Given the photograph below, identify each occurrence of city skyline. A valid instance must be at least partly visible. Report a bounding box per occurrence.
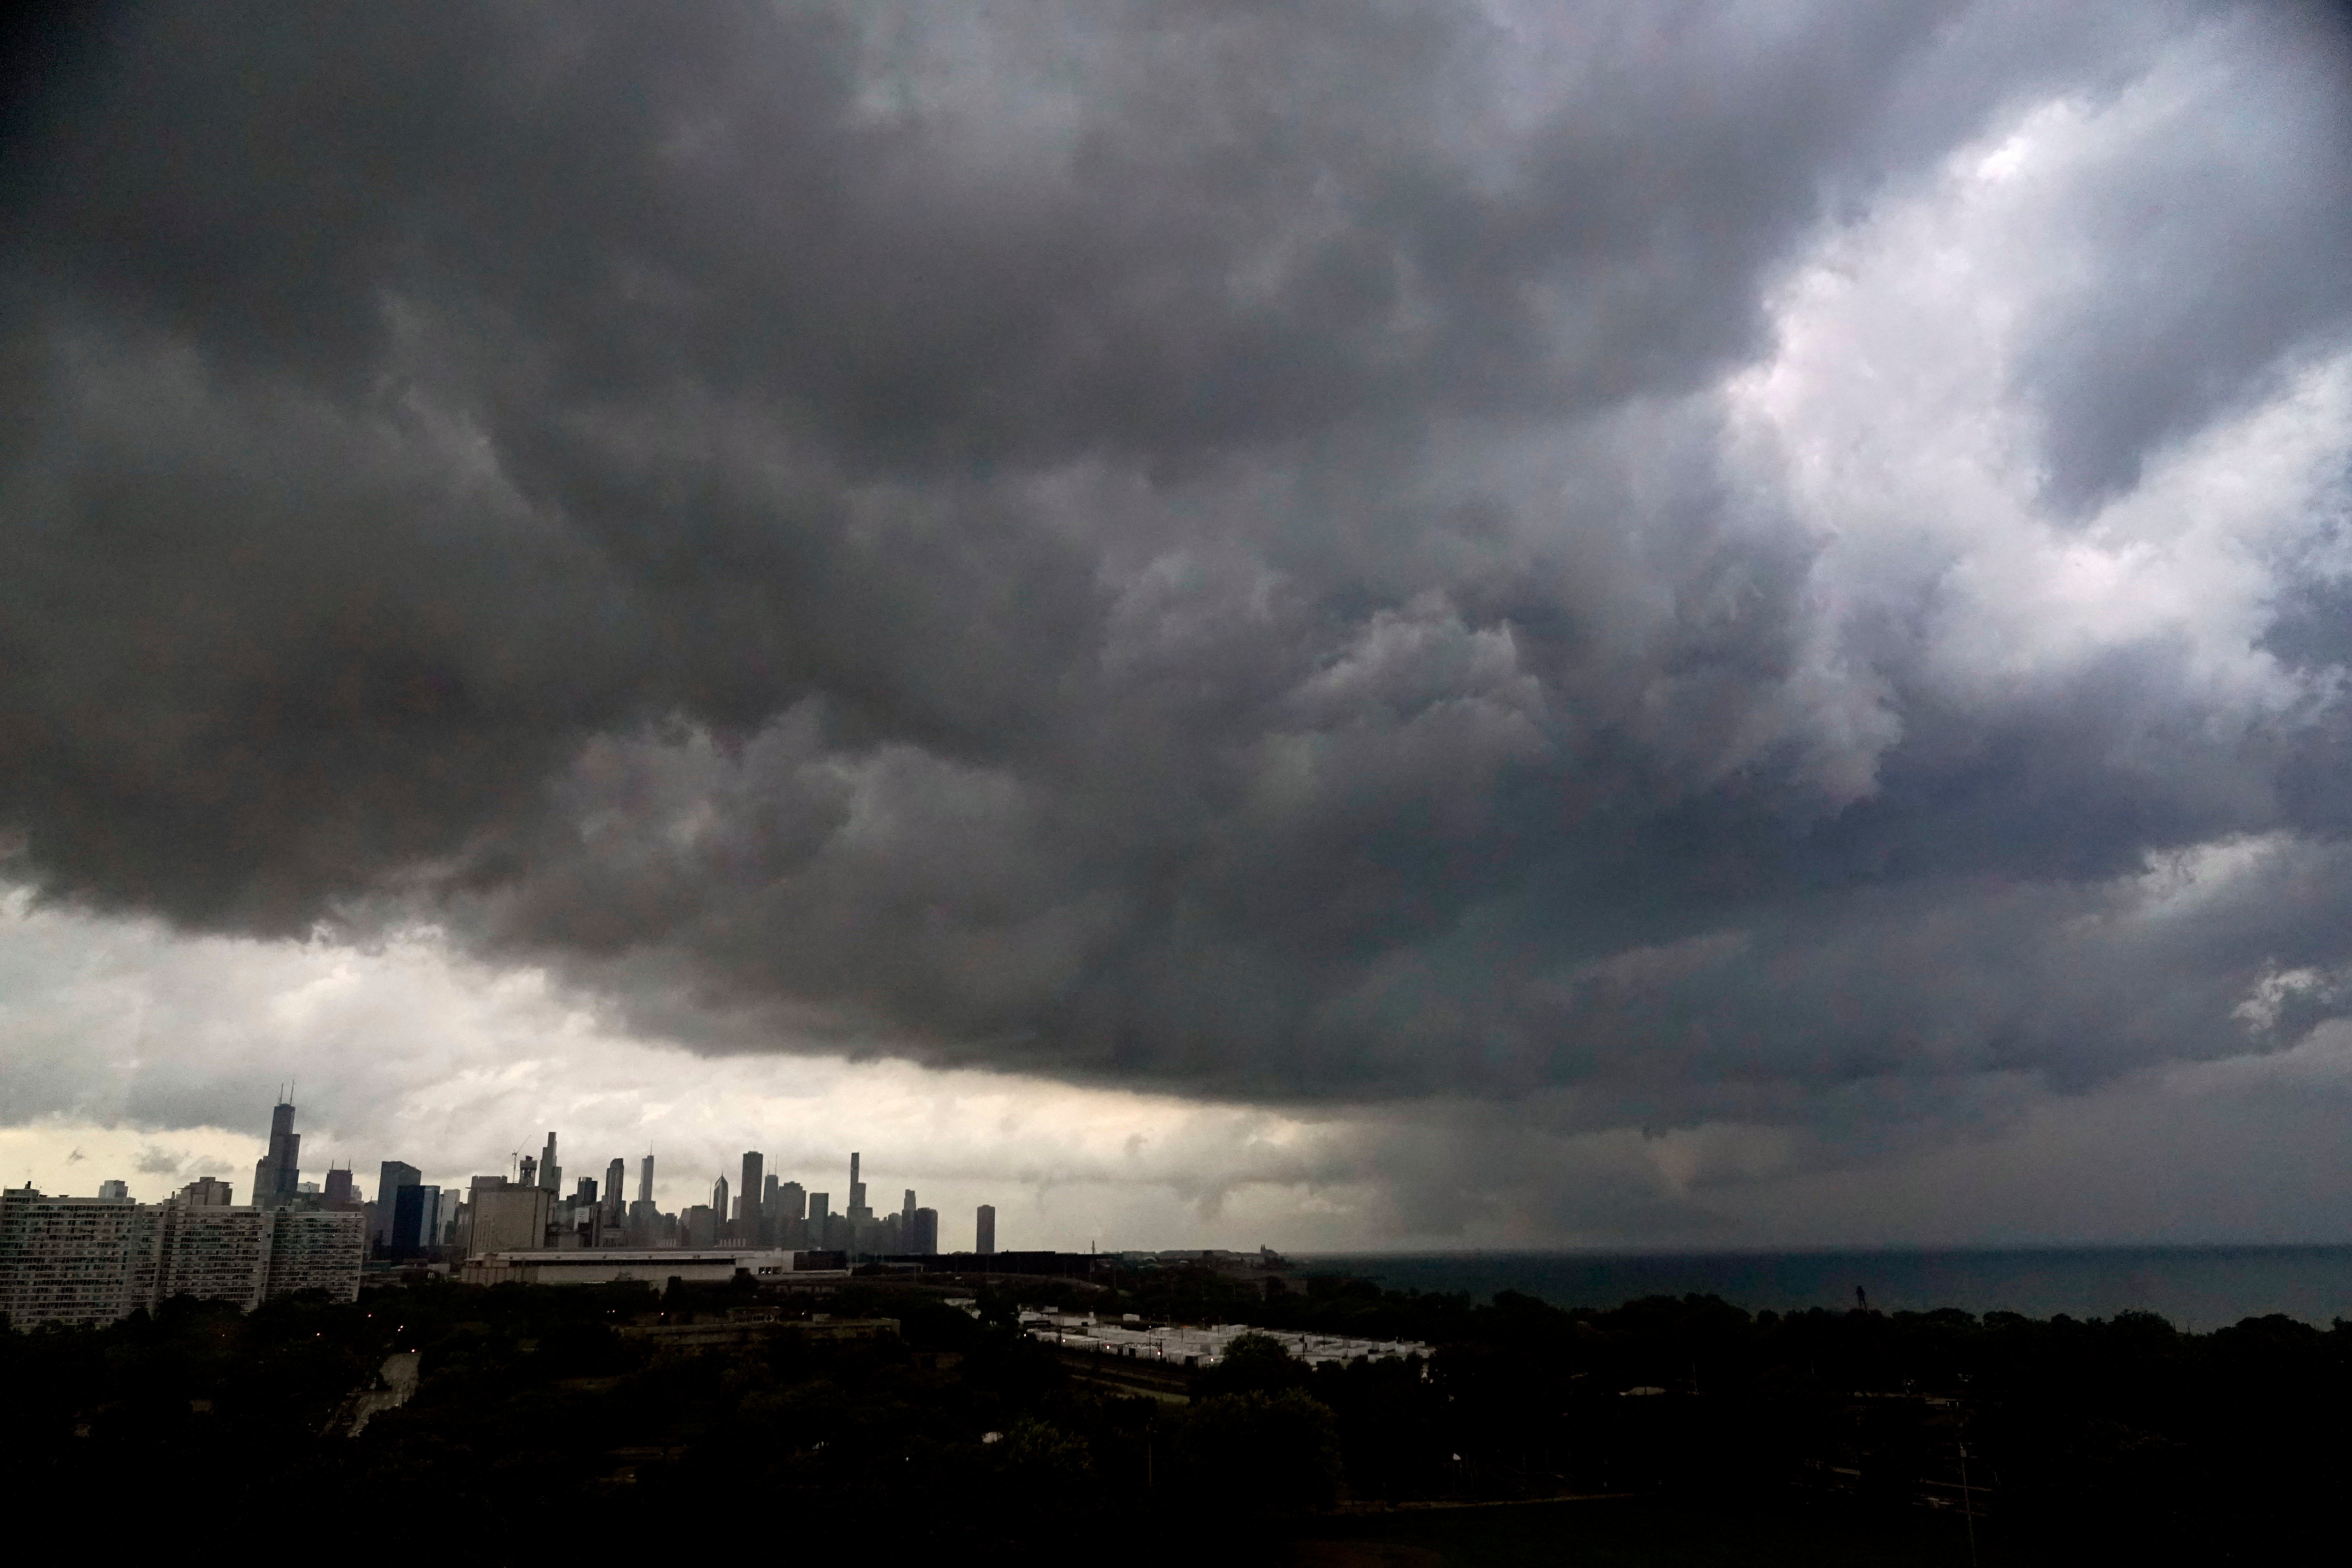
[32,1097,996,1259]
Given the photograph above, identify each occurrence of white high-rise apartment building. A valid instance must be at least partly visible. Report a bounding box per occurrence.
[142,1198,271,1308]
[264,1209,368,1299]
[0,1190,152,1328]
[0,1182,365,1330]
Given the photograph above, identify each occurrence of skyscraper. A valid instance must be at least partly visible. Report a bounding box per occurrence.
[627,1155,657,1245]
[976,1204,995,1256]
[848,1152,867,1217]
[96,1180,128,1202]
[250,1100,302,1210]
[902,1188,916,1224]
[539,1132,561,1192]
[390,1183,442,1252]
[911,1207,938,1256]
[713,1173,730,1224]
[739,1151,763,1241]
[606,1158,627,1221]
[463,1181,554,1255]
[322,1167,355,1205]
[374,1161,420,1247]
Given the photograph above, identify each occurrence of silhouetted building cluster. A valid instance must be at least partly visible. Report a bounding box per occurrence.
[430,1142,971,1263]
[2,1095,1013,1326]
[674,1148,947,1262]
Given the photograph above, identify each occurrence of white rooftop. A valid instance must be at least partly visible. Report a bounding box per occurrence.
[1029,1318,1429,1367]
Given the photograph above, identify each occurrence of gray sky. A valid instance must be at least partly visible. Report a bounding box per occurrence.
[4,0,2351,1249]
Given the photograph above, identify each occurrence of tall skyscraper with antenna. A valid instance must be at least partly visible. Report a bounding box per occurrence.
[251,1097,302,1210]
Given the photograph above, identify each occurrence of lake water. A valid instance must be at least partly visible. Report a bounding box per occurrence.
[1295,1247,2352,1328]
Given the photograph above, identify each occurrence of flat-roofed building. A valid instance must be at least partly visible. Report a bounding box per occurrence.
[0,1185,362,1328]
[459,1248,805,1289]
[263,1209,367,1301]
[180,1178,234,1208]
[374,1161,421,1248]
[774,1181,806,1246]
[0,1188,152,1328]
[151,1201,269,1309]
[462,1179,555,1256]
[389,1183,442,1252]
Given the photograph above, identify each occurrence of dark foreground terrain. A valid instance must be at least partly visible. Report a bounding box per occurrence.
[6,1268,2343,1564]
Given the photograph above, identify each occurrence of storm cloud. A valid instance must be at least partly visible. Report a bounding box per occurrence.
[5,1,2352,1239]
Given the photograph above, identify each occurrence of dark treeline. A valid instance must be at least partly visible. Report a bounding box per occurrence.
[6,1271,2346,1564]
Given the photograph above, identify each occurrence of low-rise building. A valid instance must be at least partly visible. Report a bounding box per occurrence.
[616,1314,898,1350]
[459,1247,806,1288]
[1026,1314,1430,1368]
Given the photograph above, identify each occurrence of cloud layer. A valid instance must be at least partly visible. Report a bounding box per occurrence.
[5,1,2352,1240]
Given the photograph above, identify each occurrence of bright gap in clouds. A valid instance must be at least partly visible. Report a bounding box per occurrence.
[9,854,2352,1252]
[0,886,1371,1248]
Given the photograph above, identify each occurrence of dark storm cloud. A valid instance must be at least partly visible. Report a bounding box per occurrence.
[7,0,2352,1178]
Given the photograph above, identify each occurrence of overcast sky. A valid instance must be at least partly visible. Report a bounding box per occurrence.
[5,1,2352,1252]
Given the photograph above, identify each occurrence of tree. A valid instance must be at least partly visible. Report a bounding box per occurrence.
[1163,1389,1343,1515]
[1201,1331,1310,1396]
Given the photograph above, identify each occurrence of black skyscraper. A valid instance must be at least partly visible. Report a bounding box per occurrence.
[391,1182,441,1252]
[739,1151,764,1241]
[375,1160,421,1247]
[251,1100,301,1209]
